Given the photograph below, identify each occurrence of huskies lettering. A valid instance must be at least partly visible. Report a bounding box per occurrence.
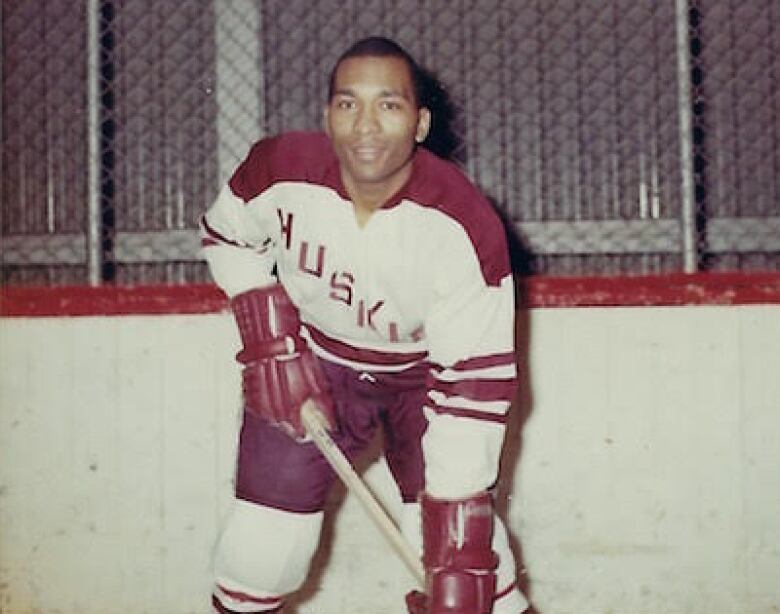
[357,299,384,330]
[329,271,354,305]
[299,241,325,277]
[277,209,293,249]
[277,209,403,340]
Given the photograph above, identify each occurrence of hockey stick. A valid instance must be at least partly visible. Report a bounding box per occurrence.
[300,400,426,585]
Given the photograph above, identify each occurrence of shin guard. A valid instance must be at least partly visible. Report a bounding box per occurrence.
[420,491,498,614]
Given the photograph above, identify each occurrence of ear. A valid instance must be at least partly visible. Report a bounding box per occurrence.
[415,107,431,143]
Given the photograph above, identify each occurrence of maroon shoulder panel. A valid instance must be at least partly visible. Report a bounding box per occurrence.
[399,149,512,287]
[228,131,341,203]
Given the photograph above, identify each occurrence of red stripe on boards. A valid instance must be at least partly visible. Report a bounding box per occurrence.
[521,271,780,308]
[1,273,779,317]
[0,284,229,317]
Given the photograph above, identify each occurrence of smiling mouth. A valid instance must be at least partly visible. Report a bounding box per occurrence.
[352,145,384,162]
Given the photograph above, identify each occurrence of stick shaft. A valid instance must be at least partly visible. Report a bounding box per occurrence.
[301,401,425,584]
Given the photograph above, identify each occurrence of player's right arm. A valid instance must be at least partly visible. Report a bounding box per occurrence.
[200,140,334,438]
[200,141,279,298]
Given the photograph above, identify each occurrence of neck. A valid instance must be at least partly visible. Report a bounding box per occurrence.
[342,162,415,222]
[348,184,391,212]
[348,188,387,227]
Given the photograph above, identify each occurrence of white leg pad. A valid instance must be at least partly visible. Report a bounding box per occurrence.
[400,501,423,560]
[491,516,530,613]
[213,499,323,611]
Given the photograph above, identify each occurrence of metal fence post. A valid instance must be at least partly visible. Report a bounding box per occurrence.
[86,0,102,285]
[675,0,699,273]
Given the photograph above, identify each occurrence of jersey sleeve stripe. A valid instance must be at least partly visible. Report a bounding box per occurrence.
[200,215,243,248]
[427,391,509,415]
[425,403,508,425]
[432,363,516,382]
[428,376,518,403]
[444,351,517,372]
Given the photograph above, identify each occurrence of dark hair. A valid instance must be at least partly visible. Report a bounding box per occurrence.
[417,68,463,162]
[327,36,427,106]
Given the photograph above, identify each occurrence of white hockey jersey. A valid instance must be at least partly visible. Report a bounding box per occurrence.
[201,132,518,498]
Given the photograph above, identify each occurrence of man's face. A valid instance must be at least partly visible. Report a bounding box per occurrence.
[324,55,431,198]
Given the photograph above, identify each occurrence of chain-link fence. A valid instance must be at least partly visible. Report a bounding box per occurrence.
[693,0,780,271]
[2,0,779,286]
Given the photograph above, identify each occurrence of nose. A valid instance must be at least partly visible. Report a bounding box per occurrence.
[354,104,379,135]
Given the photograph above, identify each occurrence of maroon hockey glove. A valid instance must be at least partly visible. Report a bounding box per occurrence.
[231,284,335,439]
[413,491,499,614]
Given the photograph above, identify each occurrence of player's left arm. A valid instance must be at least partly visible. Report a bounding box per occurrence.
[423,226,517,499]
[416,218,518,614]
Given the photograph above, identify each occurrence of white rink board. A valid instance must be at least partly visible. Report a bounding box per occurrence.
[1,305,779,614]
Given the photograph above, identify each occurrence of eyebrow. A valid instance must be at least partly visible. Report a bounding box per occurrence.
[332,87,412,100]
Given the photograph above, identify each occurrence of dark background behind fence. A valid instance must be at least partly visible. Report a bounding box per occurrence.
[2,0,779,286]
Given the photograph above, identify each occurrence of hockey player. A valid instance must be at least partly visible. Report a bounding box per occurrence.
[202,36,530,614]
